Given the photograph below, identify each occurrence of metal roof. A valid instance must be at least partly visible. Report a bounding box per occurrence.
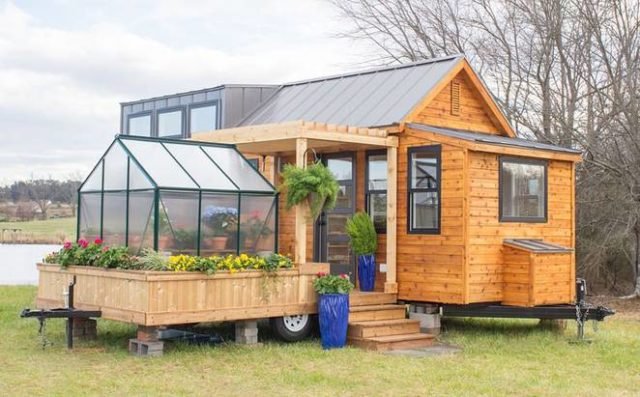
[238,54,465,128]
[408,124,582,155]
[504,239,573,253]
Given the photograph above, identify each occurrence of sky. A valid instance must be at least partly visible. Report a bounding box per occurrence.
[0,0,369,185]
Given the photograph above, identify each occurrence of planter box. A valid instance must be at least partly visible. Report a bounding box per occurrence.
[36,262,329,326]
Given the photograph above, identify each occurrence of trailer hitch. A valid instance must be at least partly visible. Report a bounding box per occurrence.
[21,276,101,349]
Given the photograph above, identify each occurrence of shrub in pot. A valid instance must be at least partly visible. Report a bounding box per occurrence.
[346,212,377,292]
[280,162,339,222]
[313,272,354,349]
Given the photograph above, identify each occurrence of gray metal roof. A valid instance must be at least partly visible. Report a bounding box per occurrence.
[408,124,582,155]
[238,54,465,128]
[504,239,573,253]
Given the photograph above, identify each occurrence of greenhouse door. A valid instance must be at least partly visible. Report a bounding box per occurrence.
[315,153,356,282]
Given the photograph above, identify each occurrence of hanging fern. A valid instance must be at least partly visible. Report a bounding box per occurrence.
[280,162,339,221]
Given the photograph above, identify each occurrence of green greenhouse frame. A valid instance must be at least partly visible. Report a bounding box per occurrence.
[77,135,278,256]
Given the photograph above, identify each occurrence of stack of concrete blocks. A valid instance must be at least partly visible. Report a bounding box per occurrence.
[129,326,164,357]
[235,320,259,345]
[408,304,441,335]
[71,318,97,341]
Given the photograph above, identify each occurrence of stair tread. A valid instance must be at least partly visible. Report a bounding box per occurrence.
[349,319,419,327]
[349,304,405,313]
[353,333,435,343]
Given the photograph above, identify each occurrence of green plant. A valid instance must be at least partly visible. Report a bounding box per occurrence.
[280,162,339,221]
[202,206,238,236]
[96,246,132,269]
[173,229,198,250]
[312,273,354,295]
[136,248,169,271]
[345,212,377,256]
[263,253,294,273]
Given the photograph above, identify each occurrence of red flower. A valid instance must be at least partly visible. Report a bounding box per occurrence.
[78,239,89,248]
[340,274,349,279]
[317,272,327,277]
[94,238,103,245]
[63,241,72,250]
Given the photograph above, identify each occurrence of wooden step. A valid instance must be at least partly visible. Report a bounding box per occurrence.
[348,304,406,322]
[348,333,435,352]
[348,319,420,338]
[349,292,397,307]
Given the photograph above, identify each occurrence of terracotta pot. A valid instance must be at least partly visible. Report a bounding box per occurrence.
[204,236,228,250]
[157,235,174,250]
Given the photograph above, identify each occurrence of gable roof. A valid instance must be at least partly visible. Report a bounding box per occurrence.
[408,124,582,159]
[238,54,465,128]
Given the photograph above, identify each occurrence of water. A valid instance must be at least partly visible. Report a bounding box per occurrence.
[0,244,60,285]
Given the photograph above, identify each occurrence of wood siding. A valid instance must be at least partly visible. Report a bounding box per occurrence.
[466,151,575,304]
[409,71,503,135]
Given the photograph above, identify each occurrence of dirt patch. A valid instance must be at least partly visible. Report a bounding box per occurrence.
[589,295,640,320]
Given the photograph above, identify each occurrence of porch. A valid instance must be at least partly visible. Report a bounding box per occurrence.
[193,120,400,294]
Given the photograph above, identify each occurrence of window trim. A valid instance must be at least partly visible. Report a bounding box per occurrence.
[365,149,387,234]
[126,111,153,137]
[156,106,185,139]
[187,100,220,138]
[407,145,441,234]
[498,155,548,223]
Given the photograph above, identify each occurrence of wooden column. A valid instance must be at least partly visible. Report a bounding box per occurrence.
[384,146,398,293]
[294,138,308,264]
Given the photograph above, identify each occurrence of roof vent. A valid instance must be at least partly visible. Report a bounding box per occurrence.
[451,81,461,116]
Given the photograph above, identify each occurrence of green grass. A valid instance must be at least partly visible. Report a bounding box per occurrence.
[1,286,639,396]
[0,218,76,243]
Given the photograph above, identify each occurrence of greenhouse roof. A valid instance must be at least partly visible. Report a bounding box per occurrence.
[80,135,276,193]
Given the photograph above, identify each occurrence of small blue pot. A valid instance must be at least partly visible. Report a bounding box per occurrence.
[318,293,349,349]
[357,254,376,292]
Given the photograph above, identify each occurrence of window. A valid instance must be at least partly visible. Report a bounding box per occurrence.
[499,157,547,222]
[157,109,183,137]
[247,158,259,170]
[189,102,218,135]
[366,151,387,233]
[128,113,151,136]
[408,145,440,233]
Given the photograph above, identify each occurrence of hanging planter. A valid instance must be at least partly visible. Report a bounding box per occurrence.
[280,162,340,222]
[346,212,378,292]
[313,273,354,349]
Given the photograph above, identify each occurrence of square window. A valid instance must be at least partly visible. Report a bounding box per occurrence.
[158,109,183,137]
[499,157,547,222]
[128,114,151,136]
[190,103,218,134]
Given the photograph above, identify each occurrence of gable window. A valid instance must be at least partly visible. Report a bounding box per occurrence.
[189,102,218,135]
[157,109,184,138]
[366,151,387,233]
[408,145,441,233]
[499,157,547,222]
[128,113,152,136]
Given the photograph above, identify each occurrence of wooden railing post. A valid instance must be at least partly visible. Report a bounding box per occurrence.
[385,145,398,294]
[295,138,308,264]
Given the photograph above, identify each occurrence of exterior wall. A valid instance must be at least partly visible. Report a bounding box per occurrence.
[410,70,503,135]
[396,130,466,304]
[466,151,575,304]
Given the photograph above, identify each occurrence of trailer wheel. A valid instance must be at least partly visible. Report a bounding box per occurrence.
[270,314,314,342]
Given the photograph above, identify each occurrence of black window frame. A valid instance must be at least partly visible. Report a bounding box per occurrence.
[156,106,185,139]
[187,100,220,138]
[498,156,548,223]
[365,149,387,234]
[407,145,441,234]
[126,111,153,137]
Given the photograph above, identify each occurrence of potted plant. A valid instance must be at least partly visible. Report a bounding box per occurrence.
[280,162,340,222]
[202,206,238,250]
[157,209,173,250]
[242,210,273,251]
[313,272,354,349]
[346,212,378,292]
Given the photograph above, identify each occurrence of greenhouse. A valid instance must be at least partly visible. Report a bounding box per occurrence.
[77,135,278,256]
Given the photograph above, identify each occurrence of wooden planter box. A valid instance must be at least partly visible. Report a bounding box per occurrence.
[36,263,328,326]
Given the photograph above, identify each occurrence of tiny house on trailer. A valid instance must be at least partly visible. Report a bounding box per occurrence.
[37,54,608,354]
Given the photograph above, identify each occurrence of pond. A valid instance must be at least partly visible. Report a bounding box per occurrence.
[0,244,60,285]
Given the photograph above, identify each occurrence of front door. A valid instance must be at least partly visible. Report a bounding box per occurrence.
[315,153,356,281]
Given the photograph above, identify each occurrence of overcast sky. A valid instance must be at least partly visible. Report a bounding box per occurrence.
[0,0,370,185]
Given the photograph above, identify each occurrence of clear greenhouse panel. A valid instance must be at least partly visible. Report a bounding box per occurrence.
[80,162,103,192]
[78,193,101,240]
[103,143,129,190]
[239,195,277,255]
[200,193,239,256]
[128,191,155,253]
[102,192,127,246]
[162,143,237,190]
[202,146,273,191]
[158,191,200,255]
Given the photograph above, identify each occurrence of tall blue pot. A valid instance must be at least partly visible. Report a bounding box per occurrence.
[318,293,349,349]
[358,254,376,292]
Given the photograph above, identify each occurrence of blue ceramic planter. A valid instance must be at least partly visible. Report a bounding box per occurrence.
[318,293,349,349]
[357,254,376,292]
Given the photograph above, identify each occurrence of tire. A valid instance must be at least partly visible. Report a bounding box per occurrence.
[270,314,315,342]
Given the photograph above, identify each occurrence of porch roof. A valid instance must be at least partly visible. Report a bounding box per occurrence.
[192,120,398,155]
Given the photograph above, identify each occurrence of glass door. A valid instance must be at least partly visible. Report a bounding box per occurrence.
[315,153,356,281]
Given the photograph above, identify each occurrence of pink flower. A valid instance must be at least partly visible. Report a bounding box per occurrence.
[63,241,72,250]
[317,272,327,277]
[78,239,89,248]
[340,274,349,279]
[102,246,109,252]
[94,238,103,245]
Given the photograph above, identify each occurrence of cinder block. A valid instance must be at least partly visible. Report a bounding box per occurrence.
[129,339,164,357]
[72,318,97,340]
[409,312,441,335]
[235,320,259,345]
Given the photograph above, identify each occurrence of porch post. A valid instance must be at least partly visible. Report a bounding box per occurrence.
[385,146,398,293]
[295,138,308,264]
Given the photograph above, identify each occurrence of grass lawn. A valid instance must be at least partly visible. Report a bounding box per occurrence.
[0,218,76,243]
[1,286,638,396]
